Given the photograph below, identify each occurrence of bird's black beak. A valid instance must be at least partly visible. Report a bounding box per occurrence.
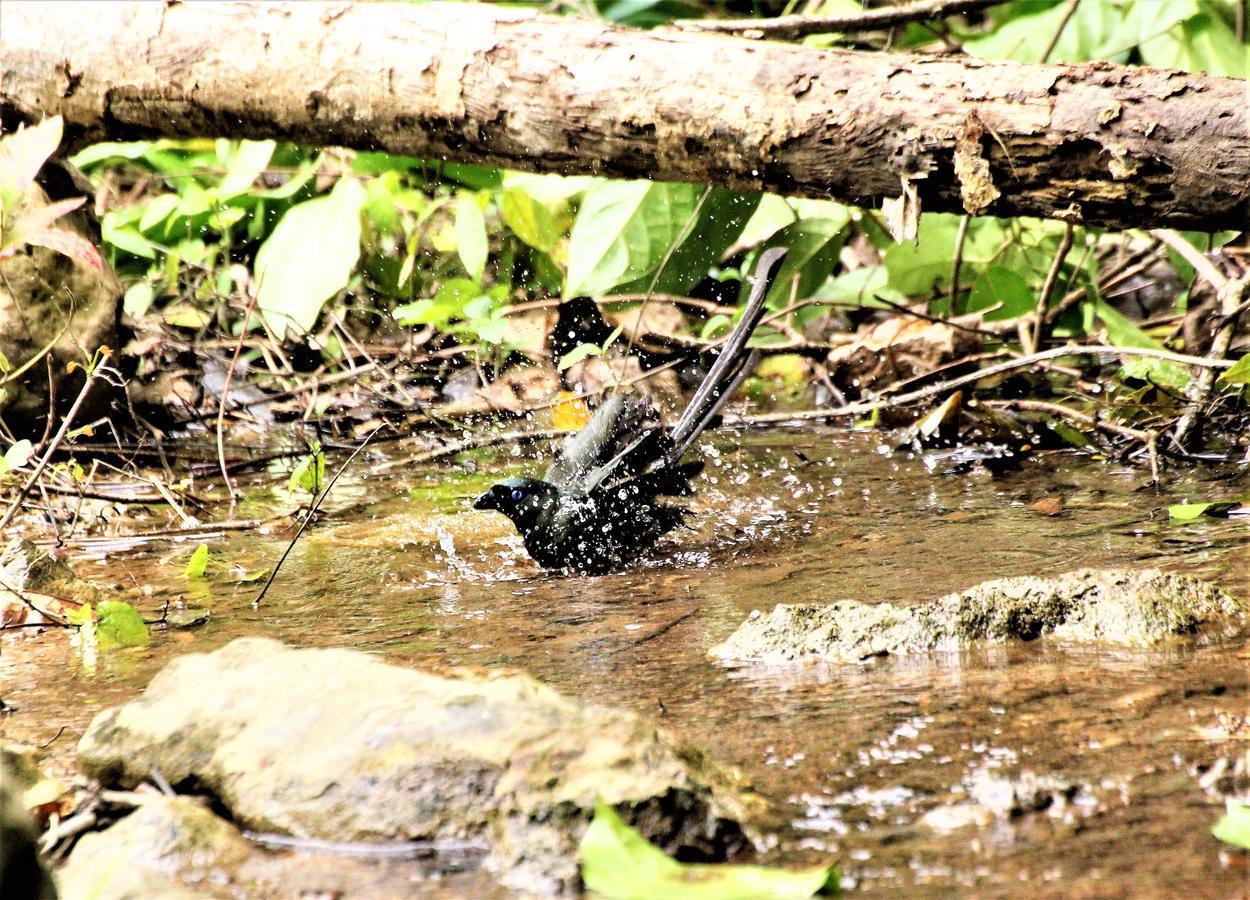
[473,489,500,512]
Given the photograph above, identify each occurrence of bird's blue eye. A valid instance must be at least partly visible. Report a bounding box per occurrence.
[510,488,525,501]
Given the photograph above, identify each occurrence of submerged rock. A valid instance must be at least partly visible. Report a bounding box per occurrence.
[0,753,56,900]
[78,638,764,893]
[712,569,1244,663]
[56,796,248,899]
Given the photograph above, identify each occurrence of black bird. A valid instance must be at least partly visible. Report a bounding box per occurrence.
[473,247,788,574]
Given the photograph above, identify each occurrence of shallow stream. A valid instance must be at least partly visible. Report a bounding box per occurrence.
[4,427,1249,896]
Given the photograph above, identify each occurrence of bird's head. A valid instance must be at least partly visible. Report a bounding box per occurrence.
[472,477,557,530]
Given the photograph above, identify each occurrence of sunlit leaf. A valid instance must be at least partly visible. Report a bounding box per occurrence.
[1,439,33,472]
[1094,301,1190,391]
[1219,354,1250,385]
[255,177,367,337]
[101,217,156,259]
[1168,501,1240,520]
[567,182,757,297]
[500,187,570,258]
[96,600,150,649]
[289,444,325,495]
[1212,799,1250,849]
[754,218,846,309]
[967,266,1035,322]
[455,194,489,282]
[218,140,277,200]
[557,342,603,371]
[580,802,837,900]
[123,282,155,318]
[183,543,210,578]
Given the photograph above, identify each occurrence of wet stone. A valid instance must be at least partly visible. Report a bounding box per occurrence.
[711,569,1244,663]
[56,795,248,899]
[77,637,766,894]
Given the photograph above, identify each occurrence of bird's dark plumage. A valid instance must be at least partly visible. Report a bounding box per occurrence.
[474,247,788,574]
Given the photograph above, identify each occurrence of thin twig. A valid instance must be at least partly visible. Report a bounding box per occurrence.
[727,343,1237,427]
[216,287,260,501]
[675,0,1003,38]
[1040,0,1080,62]
[1027,222,1075,354]
[949,214,970,310]
[0,365,101,533]
[253,426,382,610]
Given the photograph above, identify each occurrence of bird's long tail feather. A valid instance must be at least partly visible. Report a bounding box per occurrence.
[666,246,788,463]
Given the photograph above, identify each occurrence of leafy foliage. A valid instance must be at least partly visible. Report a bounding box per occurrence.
[579,802,838,899]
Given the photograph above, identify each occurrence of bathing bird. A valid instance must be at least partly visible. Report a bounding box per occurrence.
[472,247,787,574]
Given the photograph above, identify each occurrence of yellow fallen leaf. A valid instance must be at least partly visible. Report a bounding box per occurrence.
[552,391,589,431]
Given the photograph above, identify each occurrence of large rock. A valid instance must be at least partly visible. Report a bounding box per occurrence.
[712,569,1243,663]
[78,638,764,893]
[56,796,246,899]
[0,753,56,900]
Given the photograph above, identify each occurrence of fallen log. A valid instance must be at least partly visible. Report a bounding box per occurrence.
[2,1,1247,230]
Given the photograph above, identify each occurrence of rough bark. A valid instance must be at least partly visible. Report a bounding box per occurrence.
[2,1,1247,231]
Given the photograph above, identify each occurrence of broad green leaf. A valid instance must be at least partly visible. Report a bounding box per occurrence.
[754,218,846,308]
[101,217,156,259]
[1169,501,1239,520]
[68,141,156,168]
[700,314,732,339]
[122,282,154,318]
[289,444,325,495]
[580,802,837,900]
[813,265,905,308]
[1139,10,1247,77]
[96,600,150,649]
[454,195,489,281]
[1094,300,1190,390]
[183,543,210,578]
[631,189,761,297]
[473,316,508,345]
[737,194,798,247]
[500,187,570,258]
[1,439,33,472]
[567,182,757,297]
[218,140,276,199]
[255,177,367,338]
[558,342,603,371]
[394,278,483,329]
[884,215,1009,296]
[965,0,1123,63]
[1219,354,1250,385]
[1212,800,1250,849]
[138,193,180,233]
[966,266,1035,322]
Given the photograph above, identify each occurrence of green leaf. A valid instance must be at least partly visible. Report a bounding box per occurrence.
[218,139,276,199]
[754,218,846,309]
[1169,501,1239,520]
[255,177,367,338]
[1139,9,1247,77]
[1219,354,1250,385]
[123,282,155,318]
[137,193,180,234]
[454,194,489,281]
[580,802,837,900]
[500,187,570,257]
[700,314,732,340]
[1094,301,1190,391]
[101,217,156,259]
[96,600,150,649]
[289,444,325,495]
[966,266,1036,322]
[566,182,758,297]
[558,342,604,371]
[183,543,209,578]
[1,439,33,472]
[395,278,483,329]
[1213,800,1250,849]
